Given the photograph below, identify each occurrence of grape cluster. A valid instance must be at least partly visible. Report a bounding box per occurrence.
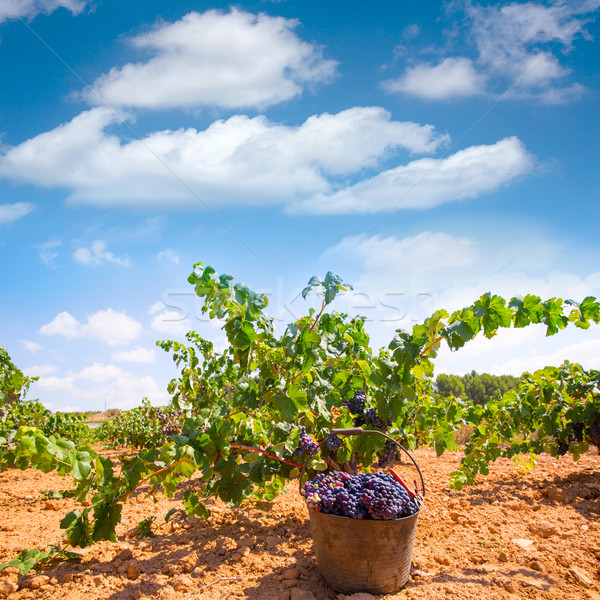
[377,439,397,468]
[302,471,419,520]
[365,408,391,432]
[326,435,343,451]
[554,421,590,455]
[342,391,366,416]
[294,426,319,456]
[342,391,395,465]
[152,407,184,438]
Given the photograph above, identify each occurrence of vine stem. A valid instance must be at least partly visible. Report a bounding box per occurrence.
[308,299,326,333]
[420,336,443,358]
[230,444,302,468]
[134,457,194,489]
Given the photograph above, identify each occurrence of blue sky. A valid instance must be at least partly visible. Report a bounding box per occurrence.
[1,0,599,412]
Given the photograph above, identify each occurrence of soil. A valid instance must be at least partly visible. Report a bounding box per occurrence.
[1,447,599,600]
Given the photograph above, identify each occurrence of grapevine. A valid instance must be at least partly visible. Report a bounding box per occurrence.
[0,264,597,565]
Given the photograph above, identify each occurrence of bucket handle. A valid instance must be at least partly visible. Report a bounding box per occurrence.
[298,427,425,499]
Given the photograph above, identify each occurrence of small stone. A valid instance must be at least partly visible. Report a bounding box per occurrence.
[448,511,461,522]
[236,538,254,550]
[529,520,557,538]
[346,594,377,600]
[230,552,243,562]
[93,576,105,587]
[0,568,19,576]
[284,568,302,580]
[266,535,282,547]
[512,538,534,550]
[127,563,141,580]
[113,548,133,562]
[498,552,509,562]
[172,575,194,592]
[434,555,450,565]
[0,579,18,599]
[290,590,317,600]
[283,579,299,588]
[157,585,177,600]
[569,566,594,587]
[43,500,60,510]
[60,573,73,583]
[505,501,525,511]
[504,580,517,593]
[28,575,50,589]
[530,560,544,572]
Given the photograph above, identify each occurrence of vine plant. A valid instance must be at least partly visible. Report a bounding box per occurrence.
[0,262,598,564]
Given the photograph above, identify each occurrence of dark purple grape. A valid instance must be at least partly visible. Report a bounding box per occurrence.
[302,470,418,520]
[326,435,343,451]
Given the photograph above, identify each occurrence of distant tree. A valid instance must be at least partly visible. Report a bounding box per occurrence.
[435,374,466,398]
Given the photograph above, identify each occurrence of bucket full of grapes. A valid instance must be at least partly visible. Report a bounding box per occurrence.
[300,428,425,595]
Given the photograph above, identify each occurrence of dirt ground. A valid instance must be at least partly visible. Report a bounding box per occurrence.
[0,447,599,600]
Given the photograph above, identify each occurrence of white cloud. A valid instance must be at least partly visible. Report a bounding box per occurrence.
[35,363,169,410]
[382,57,486,100]
[292,136,534,214]
[20,339,42,353]
[151,309,193,338]
[85,9,338,111]
[386,0,600,103]
[321,228,600,376]
[73,239,131,267]
[23,363,57,377]
[39,308,143,346]
[327,232,479,274]
[36,239,61,266]
[0,0,86,24]
[0,106,451,212]
[111,346,156,363]
[39,311,80,340]
[0,202,35,225]
[157,249,179,264]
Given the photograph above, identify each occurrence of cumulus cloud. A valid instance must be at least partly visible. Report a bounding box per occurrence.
[292,137,534,214]
[321,228,600,370]
[385,0,600,102]
[111,346,156,363]
[85,9,338,111]
[35,363,169,410]
[20,339,43,353]
[0,202,35,225]
[73,240,131,267]
[39,308,143,346]
[0,106,452,212]
[382,57,486,100]
[0,0,86,24]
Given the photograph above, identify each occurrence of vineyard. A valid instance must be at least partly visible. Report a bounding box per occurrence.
[1,263,599,599]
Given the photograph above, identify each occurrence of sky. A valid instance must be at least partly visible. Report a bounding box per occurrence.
[0,0,599,413]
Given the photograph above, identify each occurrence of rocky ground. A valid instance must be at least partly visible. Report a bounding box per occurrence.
[0,447,599,600]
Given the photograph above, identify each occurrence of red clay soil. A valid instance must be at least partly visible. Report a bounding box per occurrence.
[0,447,599,600]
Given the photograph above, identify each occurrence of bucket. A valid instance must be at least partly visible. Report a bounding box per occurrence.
[301,427,425,595]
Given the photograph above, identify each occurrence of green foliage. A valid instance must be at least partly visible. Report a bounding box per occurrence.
[450,361,600,489]
[0,347,38,405]
[95,400,183,448]
[0,546,82,574]
[1,267,598,553]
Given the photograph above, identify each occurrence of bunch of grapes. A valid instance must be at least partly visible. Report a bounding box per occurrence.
[377,439,397,468]
[553,420,590,456]
[302,471,419,520]
[326,435,343,451]
[364,408,391,432]
[294,426,319,457]
[342,390,366,416]
[152,407,184,438]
